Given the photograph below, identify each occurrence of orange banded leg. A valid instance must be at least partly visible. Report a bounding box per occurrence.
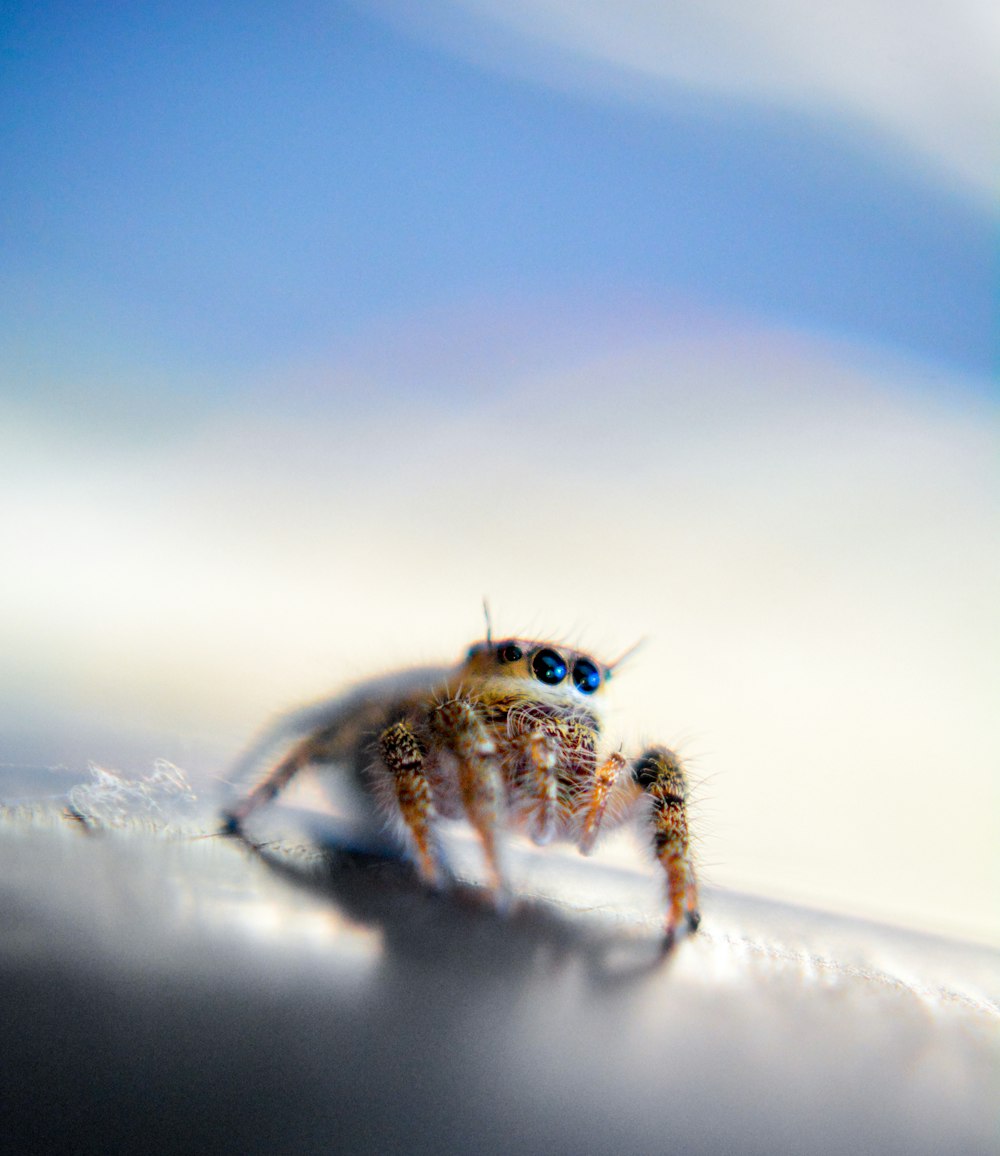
[378,721,443,888]
[578,751,628,854]
[634,746,700,947]
[432,698,506,899]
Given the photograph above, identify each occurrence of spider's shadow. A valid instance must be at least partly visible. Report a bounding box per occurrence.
[229,822,679,989]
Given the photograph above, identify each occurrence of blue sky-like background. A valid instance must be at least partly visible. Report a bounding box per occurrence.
[2,0,995,391]
[1,1,997,944]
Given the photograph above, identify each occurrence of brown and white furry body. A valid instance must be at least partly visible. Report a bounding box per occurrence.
[225,636,700,945]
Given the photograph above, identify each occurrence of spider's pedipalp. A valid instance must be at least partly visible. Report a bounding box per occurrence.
[431,697,507,901]
[511,726,561,845]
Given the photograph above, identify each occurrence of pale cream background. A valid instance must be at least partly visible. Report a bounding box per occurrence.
[3,310,996,946]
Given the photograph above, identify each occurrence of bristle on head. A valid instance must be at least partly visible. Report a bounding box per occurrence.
[606,637,647,676]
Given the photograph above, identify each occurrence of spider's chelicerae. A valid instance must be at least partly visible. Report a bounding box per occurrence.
[225,632,701,946]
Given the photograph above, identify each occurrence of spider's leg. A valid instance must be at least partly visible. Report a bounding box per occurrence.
[378,720,445,888]
[633,746,701,947]
[577,751,628,854]
[432,698,507,901]
[512,727,561,845]
[223,731,331,833]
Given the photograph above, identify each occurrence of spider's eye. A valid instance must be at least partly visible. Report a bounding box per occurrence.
[497,642,523,664]
[531,648,567,685]
[572,658,602,695]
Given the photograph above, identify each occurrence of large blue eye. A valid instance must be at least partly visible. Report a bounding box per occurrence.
[497,642,523,664]
[572,658,601,694]
[532,648,567,685]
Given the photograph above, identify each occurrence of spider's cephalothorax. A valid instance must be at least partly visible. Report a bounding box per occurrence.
[225,635,700,946]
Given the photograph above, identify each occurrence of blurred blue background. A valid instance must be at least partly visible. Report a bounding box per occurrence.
[2,1,995,385]
[1,1,997,944]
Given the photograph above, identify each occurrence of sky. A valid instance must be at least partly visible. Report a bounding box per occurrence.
[1,1,997,944]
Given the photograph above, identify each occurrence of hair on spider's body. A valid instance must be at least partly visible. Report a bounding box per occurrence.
[225,633,700,947]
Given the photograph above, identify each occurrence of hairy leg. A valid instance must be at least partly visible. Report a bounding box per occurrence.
[634,746,700,947]
[511,727,561,845]
[378,720,443,887]
[578,751,628,855]
[432,698,506,899]
[223,731,332,833]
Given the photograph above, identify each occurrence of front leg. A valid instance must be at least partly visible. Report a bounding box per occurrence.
[379,720,445,888]
[431,698,507,901]
[578,751,628,854]
[509,725,561,846]
[634,746,701,947]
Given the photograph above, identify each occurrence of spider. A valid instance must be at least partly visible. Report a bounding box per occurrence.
[224,628,701,947]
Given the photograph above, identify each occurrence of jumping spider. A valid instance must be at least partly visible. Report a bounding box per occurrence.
[225,632,700,946]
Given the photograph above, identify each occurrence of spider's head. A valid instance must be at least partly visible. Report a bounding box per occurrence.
[462,638,610,698]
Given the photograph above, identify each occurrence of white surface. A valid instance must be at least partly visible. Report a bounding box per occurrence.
[2,763,996,1155]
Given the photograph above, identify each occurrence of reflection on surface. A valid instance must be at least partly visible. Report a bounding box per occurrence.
[2,778,997,1156]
